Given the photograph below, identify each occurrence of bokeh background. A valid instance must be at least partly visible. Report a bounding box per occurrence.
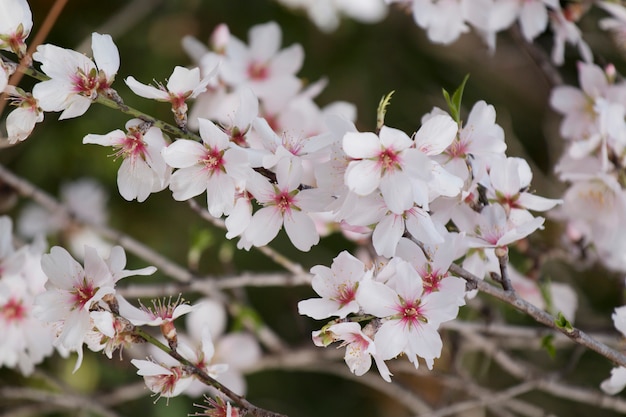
[2,1,626,416]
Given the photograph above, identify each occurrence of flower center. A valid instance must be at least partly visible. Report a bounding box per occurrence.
[248,61,269,80]
[1,297,27,323]
[274,191,295,214]
[377,148,400,173]
[203,147,225,175]
[71,278,97,310]
[335,283,356,306]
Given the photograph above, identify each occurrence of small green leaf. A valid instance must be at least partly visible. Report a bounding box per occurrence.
[231,305,263,332]
[376,90,395,132]
[188,228,214,270]
[442,74,470,123]
[555,311,574,333]
[541,334,556,358]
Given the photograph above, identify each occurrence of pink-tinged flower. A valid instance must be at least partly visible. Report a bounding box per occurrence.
[343,125,431,214]
[4,86,44,144]
[162,118,253,217]
[356,260,462,369]
[298,251,370,320]
[32,33,120,120]
[372,205,443,258]
[440,100,506,181]
[34,246,118,372]
[454,203,545,248]
[131,358,194,399]
[125,65,217,127]
[316,322,391,382]
[118,295,194,327]
[221,21,303,106]
[243,163,323,251]
[0,274,55,376]
[486,157,562,213]
[83,119,171,202]
[0,0,32,57]
[195,396,241,417]
[396,232,467,299]
[86,310,134,359]
[550,62,626,142]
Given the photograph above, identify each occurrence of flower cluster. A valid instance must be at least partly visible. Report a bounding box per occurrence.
[4,0,623,413]
[551,61,626,273]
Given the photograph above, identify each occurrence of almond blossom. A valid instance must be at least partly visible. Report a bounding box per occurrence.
[83,119,171,202]
[0,0,32,57]
[162,117,253,217]
[125,65,216,128]
[4,86,44,143]
[131,358,194,399]
[356,260,463,370]
[221,21,303,108]
[242,163,327,251]
[34,245,156,372]
[343,125,431,214]
[313,322,391,381]
[32,33,120,120]
[298,250,370,320]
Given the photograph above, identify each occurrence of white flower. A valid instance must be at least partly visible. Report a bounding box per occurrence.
[221,21,303,106]
[162,118,253,217]
[32,33,120,119]
[84,119,172,202]
[35,246,117,372]
[0,0,32,56]
[357,260,462,370]
[4,86,44,144]
[35,245,155,372]
[131,359,194,399]
[298,251,370,319]
[243,163,322,251]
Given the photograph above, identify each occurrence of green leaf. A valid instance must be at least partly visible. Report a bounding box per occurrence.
[231,304,263,332]
[541,334,556,358]
[555,311,574,333]
[376,90,395,132]
[442,74,470,123]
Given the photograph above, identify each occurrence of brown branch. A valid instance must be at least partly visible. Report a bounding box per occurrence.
[450,263,626,368]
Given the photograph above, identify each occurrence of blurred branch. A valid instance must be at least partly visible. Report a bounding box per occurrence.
[75,0,165,54]
[0,163,195,284]
[248,348,433,415]
[462,330,626,414]
[0,387,121,417]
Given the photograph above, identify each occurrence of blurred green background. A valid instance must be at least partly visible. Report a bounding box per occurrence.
[2,1,626,417]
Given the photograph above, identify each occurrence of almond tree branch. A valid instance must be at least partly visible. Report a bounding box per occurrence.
[450,263,626,368]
